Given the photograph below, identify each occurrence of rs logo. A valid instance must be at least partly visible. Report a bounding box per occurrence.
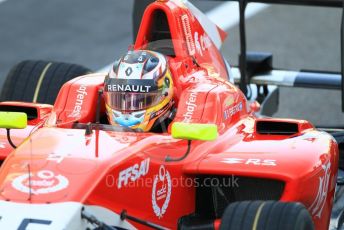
[221,158,277,166]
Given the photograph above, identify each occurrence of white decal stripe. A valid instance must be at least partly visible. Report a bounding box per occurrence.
[0,201,136,229]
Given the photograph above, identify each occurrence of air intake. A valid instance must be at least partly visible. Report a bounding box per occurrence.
[195,175,285,219]
[256,120,299,135]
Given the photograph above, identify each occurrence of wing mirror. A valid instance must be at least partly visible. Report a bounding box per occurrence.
[171,122,218,141]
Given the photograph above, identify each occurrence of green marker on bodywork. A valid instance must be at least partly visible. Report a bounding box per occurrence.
[0,112,27,129]
[171,122,218,141]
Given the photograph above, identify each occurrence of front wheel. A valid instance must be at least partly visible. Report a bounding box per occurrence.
[220,201,314,230]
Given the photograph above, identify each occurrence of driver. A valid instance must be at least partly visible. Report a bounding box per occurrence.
[104,50,175,132]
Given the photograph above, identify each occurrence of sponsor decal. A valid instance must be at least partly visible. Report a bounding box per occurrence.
[194,32,212,56]
[223,102,243,120]
[309,162,331,218]
[107,84,151,93]
[182,92,198,122]
[152,165,172,218]
[0,142,5,149]
[221,158,277,166]
[105,78,158,93]
[117,158,150,189]
[12,170,69,194]
[181,14,195,56]
[68,84,87,118]
[47,154,64,164]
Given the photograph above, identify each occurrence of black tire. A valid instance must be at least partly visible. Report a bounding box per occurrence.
[220,201,314,230]
[0,60,92,104]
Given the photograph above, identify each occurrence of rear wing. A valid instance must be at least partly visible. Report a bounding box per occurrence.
[221,0,341,7]
[205,0,344,110]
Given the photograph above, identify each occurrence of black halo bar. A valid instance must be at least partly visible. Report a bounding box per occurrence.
[341,0,344,111]
[239,0,248,96]
[201,0,342,7]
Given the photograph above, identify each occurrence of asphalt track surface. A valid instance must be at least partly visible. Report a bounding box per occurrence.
[0,0,342,126]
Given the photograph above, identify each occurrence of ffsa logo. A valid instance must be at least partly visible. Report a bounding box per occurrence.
[117,158,150,189]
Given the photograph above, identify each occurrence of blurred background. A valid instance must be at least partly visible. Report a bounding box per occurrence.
[0,0,342,126]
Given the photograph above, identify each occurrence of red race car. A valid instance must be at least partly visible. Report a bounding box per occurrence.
[0,0,341,229]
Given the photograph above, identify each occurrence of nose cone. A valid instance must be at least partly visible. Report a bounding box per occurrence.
[0,128,105,202]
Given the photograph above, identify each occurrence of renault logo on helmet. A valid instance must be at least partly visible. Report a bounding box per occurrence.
[125,67,133,76]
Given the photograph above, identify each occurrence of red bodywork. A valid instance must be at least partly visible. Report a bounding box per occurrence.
[0,1,338,229]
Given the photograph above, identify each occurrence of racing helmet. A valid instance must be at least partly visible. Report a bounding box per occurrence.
[104,50,174,132]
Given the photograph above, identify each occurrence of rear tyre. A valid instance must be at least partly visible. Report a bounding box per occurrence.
[0,60,92,104]
[220,201,314,230]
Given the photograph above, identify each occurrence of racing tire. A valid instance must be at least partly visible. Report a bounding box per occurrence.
[220,201,314,230]
[0,60,92,104]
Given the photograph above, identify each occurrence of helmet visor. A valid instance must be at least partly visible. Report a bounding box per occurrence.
[105,91,162,111]
[104,77,162,111]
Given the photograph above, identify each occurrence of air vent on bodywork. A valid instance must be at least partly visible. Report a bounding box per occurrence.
[0,105,37,120]
[256,120,299,135]
[195,175,285,219]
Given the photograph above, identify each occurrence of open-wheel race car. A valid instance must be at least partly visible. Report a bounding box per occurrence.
[0,0,343,229]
